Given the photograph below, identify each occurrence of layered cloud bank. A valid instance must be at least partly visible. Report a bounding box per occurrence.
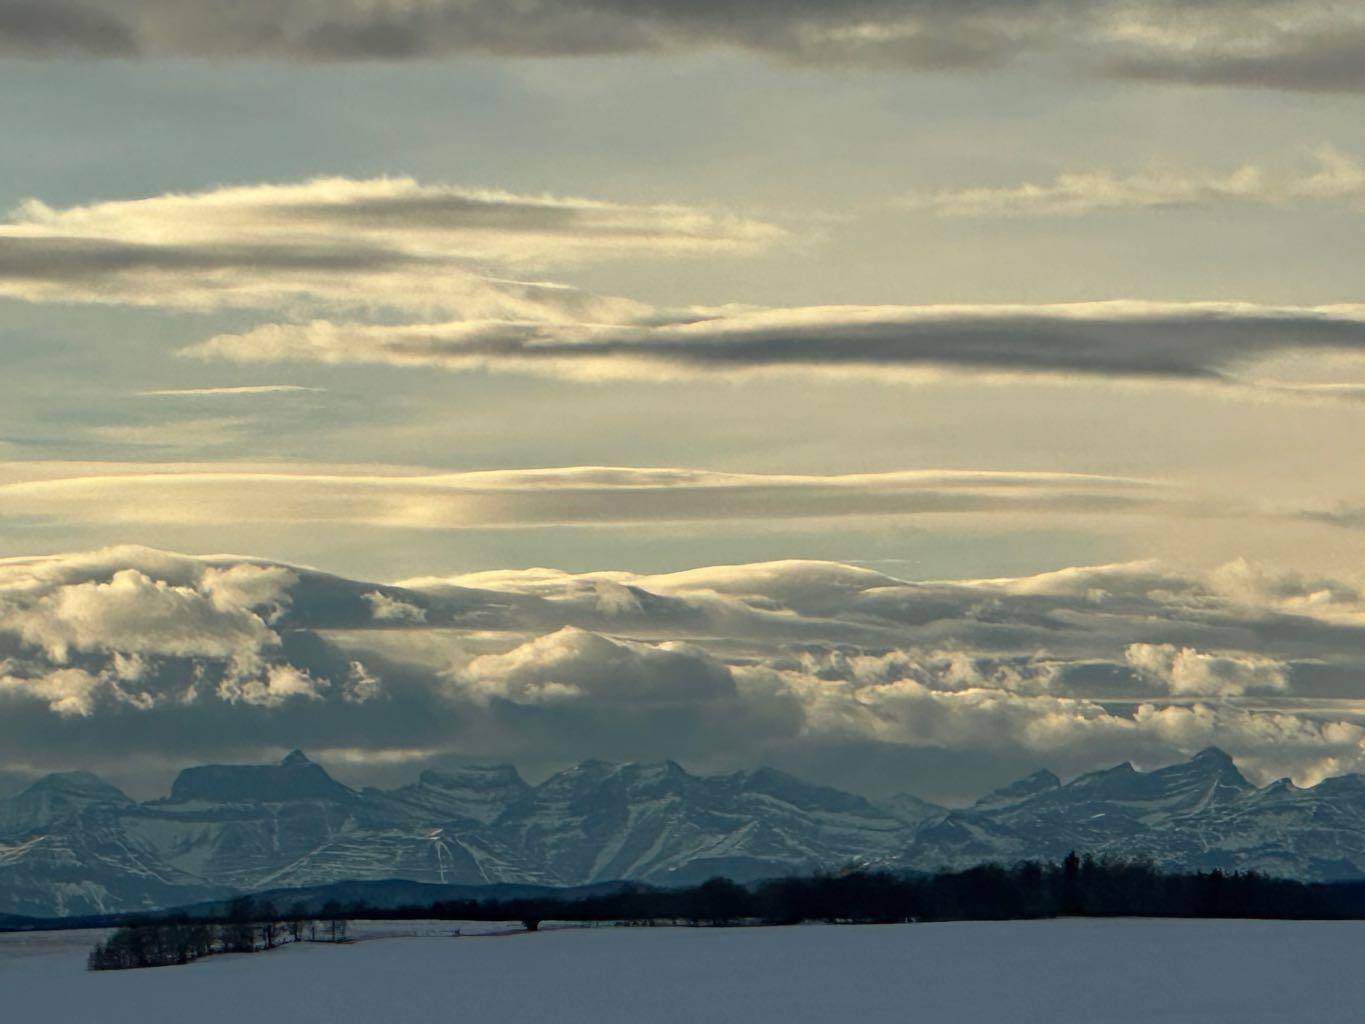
[0,177,777,313]
[10,177,1365,400]
[186,301,1365,392]
[0,463,1175,530]
[5,546,1365,799]
[5,1,1365,93]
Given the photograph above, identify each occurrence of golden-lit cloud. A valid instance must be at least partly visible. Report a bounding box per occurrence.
[0,177,780,313]
[186,301,1365,392]
[0,463,1174,530]
[906,146,1365,218]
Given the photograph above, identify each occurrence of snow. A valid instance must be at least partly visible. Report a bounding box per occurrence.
[4,918,1363,1022]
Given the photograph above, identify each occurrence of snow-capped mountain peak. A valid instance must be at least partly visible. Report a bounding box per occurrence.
[9,747,1365,919]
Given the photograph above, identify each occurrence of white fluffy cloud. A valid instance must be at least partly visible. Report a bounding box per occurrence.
[217,662,326,708]
[1,567,283,665]
[794,647,1061,696]
[376,551,1365,790]
[8,546,1365,795]
[1125,643,1290,696]
[455,626,736,707]
[363,591,427,623]
[0,666,103,718]
[0,547,374,716]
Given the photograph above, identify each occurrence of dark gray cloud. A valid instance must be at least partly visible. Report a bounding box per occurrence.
[0,236,421,279]
[3,2,1363,94]
[0,0,1050,64]
[1305,507,1365,532]
[1101,25,1365,94]
[191,302,1365,390]
[273,192,770,244]
[0,0,136,57]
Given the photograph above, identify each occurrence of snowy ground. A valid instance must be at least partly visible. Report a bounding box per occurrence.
[4,918,1362,1023]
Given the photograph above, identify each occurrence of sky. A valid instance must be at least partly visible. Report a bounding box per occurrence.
[5,0,1365,801]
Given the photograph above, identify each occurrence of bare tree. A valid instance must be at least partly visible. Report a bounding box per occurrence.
[258,901,280,949]
[286,901,309,942]
[319,899,349,942]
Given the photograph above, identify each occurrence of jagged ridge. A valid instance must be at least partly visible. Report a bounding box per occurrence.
[8,747,1365,918]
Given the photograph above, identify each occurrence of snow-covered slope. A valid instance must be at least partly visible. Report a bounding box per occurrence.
[0,752,921,916]
[11,746,1365,917]
[898,747,1365,879]
[11,919,1365,1024]
[0,773,230,917]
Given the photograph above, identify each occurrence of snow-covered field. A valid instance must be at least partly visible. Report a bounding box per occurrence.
[3,918,1362,1023]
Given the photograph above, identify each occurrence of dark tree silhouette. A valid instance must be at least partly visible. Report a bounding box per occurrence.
[89,856,1365,970]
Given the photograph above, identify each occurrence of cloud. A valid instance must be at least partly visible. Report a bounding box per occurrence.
[1126,702,1365,786]
[0,548,357,716]
[0,0,136,57]
[0,177,778,313]
[908,146,1365,218]
[1302,506,1365,534]
[0,666,104,717]
[1098,15,1365,93]
[87,416,253,449]
[0,0,1052,65]
[734,663,1365,789]
[138,385,325,397]
[4,3,1365,94]
[1,566,284,664]
[455,626,736,706]
[217,662,327,707]
[0,463,1176,531]
[429,555,1365,668]
[363,591,427,623]
[186,301,1365,392]
[343,660,383,703]
[793,647,1061,696]
[19,177,1365,403]
[7,546,1365,796]
[1125,642,1290,696]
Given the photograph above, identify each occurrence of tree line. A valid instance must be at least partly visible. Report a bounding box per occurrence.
[87,896,351,971]
[87,853,1365,969]
[385,854,1365,927]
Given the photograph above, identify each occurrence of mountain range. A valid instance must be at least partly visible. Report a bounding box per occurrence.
[5,747,1365,917]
